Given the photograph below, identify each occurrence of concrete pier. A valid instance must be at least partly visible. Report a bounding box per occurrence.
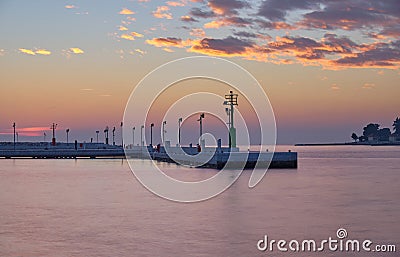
[0,142,297,169]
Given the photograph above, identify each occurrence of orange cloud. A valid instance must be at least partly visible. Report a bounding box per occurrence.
[119,8,135,15]
[18,48,51,56]
[64,5,77,9]
[120,32,144,41]
[331,84,340,90]
[118,25,128,31]
[362,83,375,89]
[35,49,51,55]
[190,28,206,38]
[19,48,36,55]
[70,47,84,54]
[167,1,185,7]
[153,6,173,19]
[146,37,192,48]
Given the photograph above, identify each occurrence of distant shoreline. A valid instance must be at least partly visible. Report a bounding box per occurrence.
[294,142,400,146]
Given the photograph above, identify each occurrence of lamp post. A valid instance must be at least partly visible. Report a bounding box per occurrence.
[197,113,205,138]
[96,130,99,143]
[178,118,182,146]
[162,121,167,144]
[44,132,46,142]
[140,125,144,146]
[224,91,238,148]
[12,122,16,150]
[132,127,135,146]
[50,123,58,146]
[150,123,154,146]
[66,128,70,144]
[112,127,116,145]
[120,122,123,147]
[104,126,109,144]
[16,132,18,143]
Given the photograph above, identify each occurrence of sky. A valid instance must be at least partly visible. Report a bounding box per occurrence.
[0,0,399,144]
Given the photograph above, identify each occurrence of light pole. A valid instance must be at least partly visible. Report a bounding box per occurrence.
[50,123,57,146]
[197,113,205,138]
[224,91,238,148]
[140,125,144,146]
[178,118,182,146]
[13,122,16,150]
[104,126,109,145]
[150,123,154,146]
[44,132,46,142]
[162,121,167,144]
[112,127,116,145]
[120,122,123,147]
[66,128,70,144]
[96,130,99,143]
[16,132,18,143]
[132,127,135,146]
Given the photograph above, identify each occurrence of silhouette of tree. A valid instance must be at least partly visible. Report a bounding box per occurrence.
[351,133,358,142]
[393,117,400,135]
[358,135,367,142]
[377,128,391,141]
[362,123,380,139]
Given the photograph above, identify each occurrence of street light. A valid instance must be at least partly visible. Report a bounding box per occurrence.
[150,123,154,146]
[66,128,70,144]
[224,90,238,148]
[197,113,205,138]
[178,118,182,146]
[120,122,123,147]
[132,127,135,146]
[162,121,167,144]
[104,126,109,144]
[96,130,99,143]
[12,122,16,150]
[44,132,47,142]
[50,123,58,146]
[140,125,144,147]
[112,127,116,145]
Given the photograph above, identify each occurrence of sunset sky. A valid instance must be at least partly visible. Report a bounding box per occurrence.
[0,0,399,144]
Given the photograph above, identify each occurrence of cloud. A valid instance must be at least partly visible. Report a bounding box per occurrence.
[190,36,252,56]
[70,47,84,54]
[119,8,135,15]
[120,32,144,41]
[181,15,198,23]
[204,16,252,28]
[362,83,375,89]
[146,37,189,48]
[18,48,51,56]
[118,25,128,31]
[35,49,51,55]
[153,6,173,19]
[189,7,216,18]
[258,0,318,21]
[0,49,5,56]
[167,1,185,7]
[19,48,36,55]
[299,0,400,31]
[208,0,249,16]
[331,84,340,90]
[332,40,400,69]
[64,5,77,9]
[190,28,206,38]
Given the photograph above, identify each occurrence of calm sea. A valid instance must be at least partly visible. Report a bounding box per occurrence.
[0,146,399,257]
